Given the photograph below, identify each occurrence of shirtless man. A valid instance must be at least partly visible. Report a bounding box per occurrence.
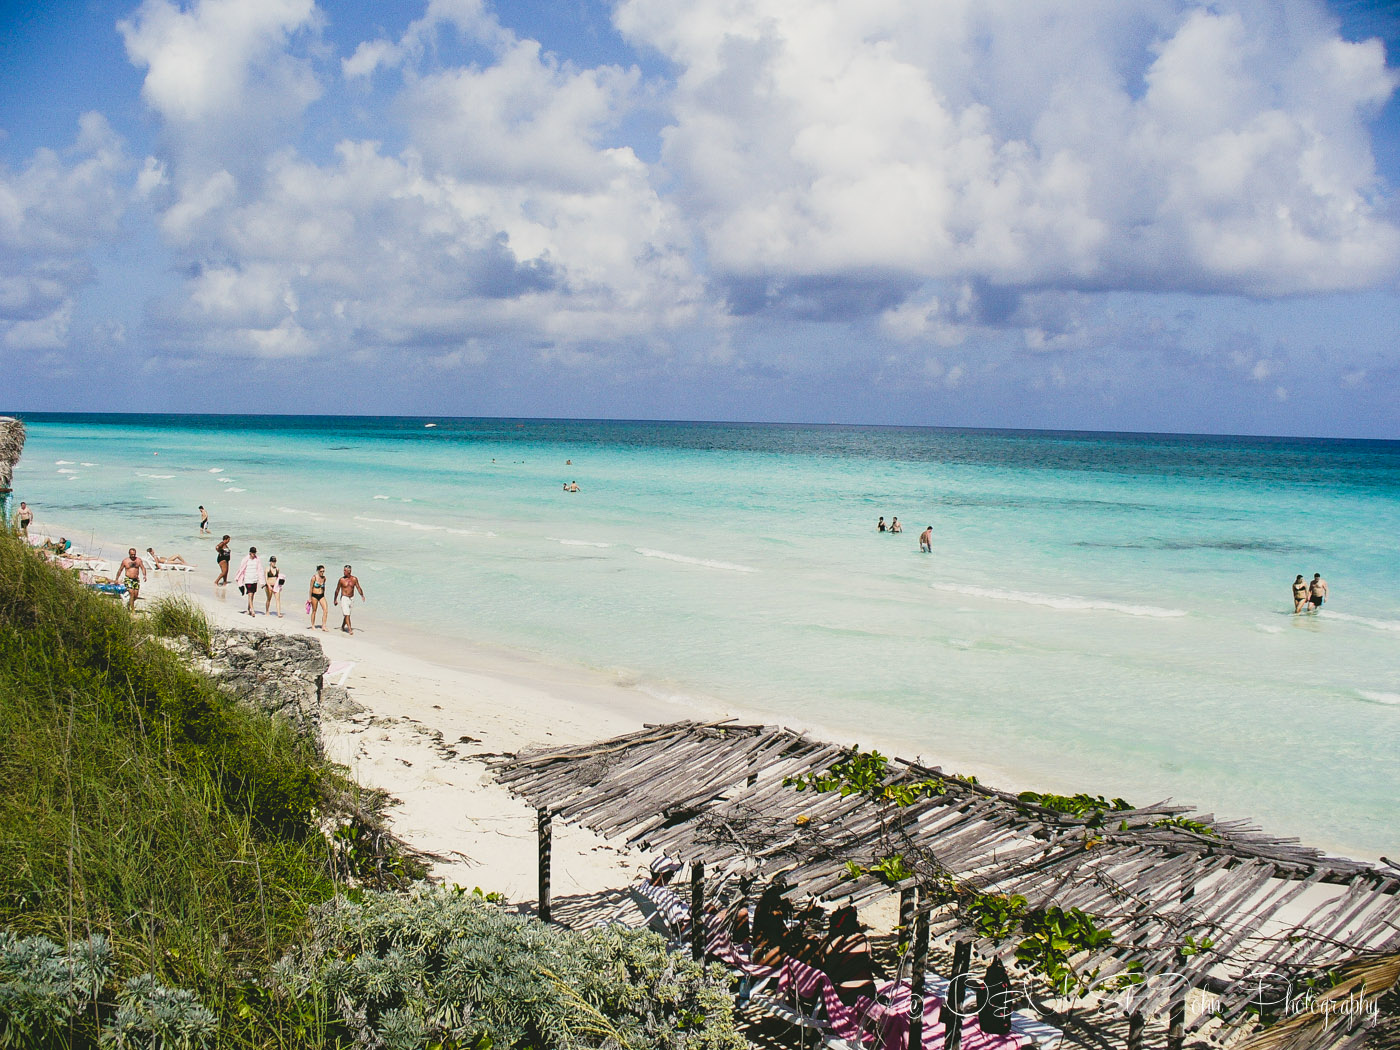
[919,525,933,553]
[889,517,902,533]
[334,564,366,635]
[215,535,231,584]
[199,506,210,535]
[1308,573,1329,612]
[17,501,32,538]
[116,548,147,611]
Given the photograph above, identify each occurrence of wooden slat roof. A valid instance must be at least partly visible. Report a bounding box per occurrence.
[492,720,1400,1027]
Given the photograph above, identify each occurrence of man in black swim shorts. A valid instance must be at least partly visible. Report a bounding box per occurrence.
[1308,572,1328,611]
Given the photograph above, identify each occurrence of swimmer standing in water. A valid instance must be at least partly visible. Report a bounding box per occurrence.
[919,525,933,553]
[1292,574,1308,614]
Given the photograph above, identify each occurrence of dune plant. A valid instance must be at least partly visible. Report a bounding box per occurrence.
[271,885,746,1050]
[147,595,215,656]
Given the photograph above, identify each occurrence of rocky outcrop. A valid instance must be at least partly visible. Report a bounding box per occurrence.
[167,628,336,745]
[0,417,24,496]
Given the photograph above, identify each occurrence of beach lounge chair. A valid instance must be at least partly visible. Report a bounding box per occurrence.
[868,974,1062,1050]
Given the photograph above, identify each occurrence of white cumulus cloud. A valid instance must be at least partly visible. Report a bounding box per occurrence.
[616,0,1400,303]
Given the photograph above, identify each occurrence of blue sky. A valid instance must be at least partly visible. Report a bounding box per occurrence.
[2,0,1398,436]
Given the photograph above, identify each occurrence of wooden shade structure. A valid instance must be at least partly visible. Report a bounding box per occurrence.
[494,720,1399,1039]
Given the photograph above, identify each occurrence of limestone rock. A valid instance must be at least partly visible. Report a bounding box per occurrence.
[206,629,331,744]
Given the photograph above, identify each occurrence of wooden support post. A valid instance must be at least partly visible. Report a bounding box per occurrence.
[536,807,552,924]
[690,860,705,962]
[943,941,973,1050]
[899,886,916,952]
[1127,1012,1146,1050]
[907,894,931,1050]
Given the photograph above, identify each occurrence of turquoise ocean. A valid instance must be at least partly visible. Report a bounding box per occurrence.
[8,414,1398,858]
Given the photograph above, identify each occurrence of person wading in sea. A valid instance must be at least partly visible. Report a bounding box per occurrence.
[1308,573,1329,612]
[334,564,366,635]
[1292,574,1309,614]
[919,525,933,553]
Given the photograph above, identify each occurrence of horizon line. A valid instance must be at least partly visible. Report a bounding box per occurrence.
[3,409,1397,446]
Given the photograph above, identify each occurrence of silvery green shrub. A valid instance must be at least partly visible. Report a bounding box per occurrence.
[106,973,219,1048]
[0,930,216,1049]
[272,885,745,1050]
[0,929,113,1047]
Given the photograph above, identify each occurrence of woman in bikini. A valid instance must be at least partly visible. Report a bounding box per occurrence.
[264,556,285,617]
[1292,574,1309,614]
[215,535,232,584]
[308,565,328,630]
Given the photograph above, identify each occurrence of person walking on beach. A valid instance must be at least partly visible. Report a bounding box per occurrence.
[264,556,285,617]
[308,565,328,630]
[215,535,231,584]
[116,548,147,611]
[919,525,933,553]
[1292,574,1309,614]
[1308,573,1329,612]
[233,547,262,615]
[199,505,210,535]
[334,564,365,635]
[16,501,32,538]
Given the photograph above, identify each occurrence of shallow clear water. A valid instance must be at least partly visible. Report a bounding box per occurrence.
[11,414,1399,858]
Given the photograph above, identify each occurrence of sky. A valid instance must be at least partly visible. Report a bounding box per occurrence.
[2,0,1399,436]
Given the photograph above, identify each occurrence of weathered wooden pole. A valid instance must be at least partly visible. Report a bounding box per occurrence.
[1127,1011,1146,1050]
[907,894,931,1049]
[1167,978,1186,1050]
[943,940,974,1050]
[690,860,706,961]
[536,806,552,924]
[899,886,916,954]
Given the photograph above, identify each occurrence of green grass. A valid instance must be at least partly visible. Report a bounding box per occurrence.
[148,594,215,656]
[0,525,395,1046]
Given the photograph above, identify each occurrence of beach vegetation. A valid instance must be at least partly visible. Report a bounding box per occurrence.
[269,885,745,1050]
[148,594,215,655]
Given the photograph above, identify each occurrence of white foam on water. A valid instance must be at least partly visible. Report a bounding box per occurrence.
[1356,690,1400,706]
[354,514,476,535]
[635,547,758,573]
[57,468,78,474]
[934,583,1187,618]
[273,506,325,519]
[55,460,74,464]
[208,468,223,473]
[137,473,175,479]
[226,487,246,492]
[373,495,390,500]
[554,538,610,548]
[1325,612,1400,633]
[80,462,96,467]
[218,477,233,483]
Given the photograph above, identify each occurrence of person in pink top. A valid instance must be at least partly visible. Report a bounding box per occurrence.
[233,546,262,616]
